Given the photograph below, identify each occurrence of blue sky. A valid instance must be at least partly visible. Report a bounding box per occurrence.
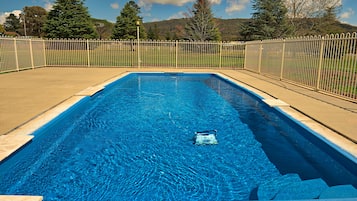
[0,0,356,26]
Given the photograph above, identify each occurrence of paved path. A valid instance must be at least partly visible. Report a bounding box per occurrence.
[0,68,131,134]
[0,67,356,153]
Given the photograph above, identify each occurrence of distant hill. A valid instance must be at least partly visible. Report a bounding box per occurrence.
[92,18,114,39]
[143,18,251,41]
[92,18,357,41]
[337,22,357,33]
[144,18,357,41]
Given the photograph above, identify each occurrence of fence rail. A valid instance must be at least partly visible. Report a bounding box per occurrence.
[41,39,245,69]
[245,32,357,101]
[1,34,356,101]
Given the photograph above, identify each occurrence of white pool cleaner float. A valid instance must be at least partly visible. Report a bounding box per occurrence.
[194,130,218,145]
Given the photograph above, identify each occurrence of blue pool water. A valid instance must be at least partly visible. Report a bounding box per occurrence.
[1,73,357,200]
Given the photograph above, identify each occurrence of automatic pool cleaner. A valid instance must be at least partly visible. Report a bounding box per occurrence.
[194,130,218,145]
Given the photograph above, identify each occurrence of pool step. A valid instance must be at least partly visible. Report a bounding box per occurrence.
[257,174,357,200]
[273,178,328,200]
[319,185,357,199]
[257,173,301,200]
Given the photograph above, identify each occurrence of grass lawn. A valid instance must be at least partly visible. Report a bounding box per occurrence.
[45,44,245,69]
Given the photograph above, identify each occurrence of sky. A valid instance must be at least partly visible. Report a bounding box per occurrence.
[0,0,356,26]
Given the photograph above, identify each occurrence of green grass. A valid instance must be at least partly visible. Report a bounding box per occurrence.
[45,44,245,69]
[280,55,357,98]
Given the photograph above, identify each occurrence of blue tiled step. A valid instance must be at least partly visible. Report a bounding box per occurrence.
[257,174,301,200]
[257,174,357,200]
[319,185,357,199]
[273,178,328,200]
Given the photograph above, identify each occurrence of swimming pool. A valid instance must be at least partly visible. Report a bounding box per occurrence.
[1,73,357,200]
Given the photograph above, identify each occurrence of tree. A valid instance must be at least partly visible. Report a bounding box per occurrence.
[112,1,146,40]
[147,24,159,40]
[316,6,343,34]
[183,0,221,41]
[20,6,47,37]
[0,24,5,35]
[250,0,292,40]
[4,13,20,33]
[285,0,341,18]
[93,19,114,39]
[284,0,342,35]
[239,21,256,41]
[43,0,97,39]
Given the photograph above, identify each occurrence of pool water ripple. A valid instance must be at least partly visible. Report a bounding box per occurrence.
[0,74,282,200]
[1,74,356,200]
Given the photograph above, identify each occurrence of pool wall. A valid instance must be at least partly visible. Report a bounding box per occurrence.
[217,73,357,161]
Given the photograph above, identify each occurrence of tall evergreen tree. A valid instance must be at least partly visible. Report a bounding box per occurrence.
[250,0,292,40]
[21,6,47,37]
[43,0,97,39]
[316,6,343,34]
[112,1,146,40]
[147,24,159,40]
[239,21,256,41]
[4,13,21,33]
[184,0,221,41]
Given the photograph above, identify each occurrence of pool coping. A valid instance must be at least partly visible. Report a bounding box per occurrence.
[0,195,43,201]
[1,71,356,199]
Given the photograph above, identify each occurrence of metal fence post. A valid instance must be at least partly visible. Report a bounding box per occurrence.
[13,38,19,71]
[175,40,178,68]
[29,39,35,69]
[43,39,47,67]
[243,43,247,70]
[258,41,263,74]
[316,36,325,91]
[219,41,223,69]
[280,39,286,80]
[137,24,141,68]
[86,39,90,67]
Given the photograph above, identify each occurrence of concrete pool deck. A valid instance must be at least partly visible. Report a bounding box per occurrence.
[1,67,357,200]
[1,67,356,147]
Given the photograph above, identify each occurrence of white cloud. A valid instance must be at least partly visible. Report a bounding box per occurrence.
[0,14,6,25]
[138,0,221,7]
[150,18,161,22]
[110,3,120,9]
[340,8,355,19]
[0,10,22,24]
[210,0,222,5]
[138,2,152,11]
[43,0,53,11]
[225,0,250,13]
[138,0,194,12]
[168,11,186,20]
[138,0,222,12]
[138,0,194,7]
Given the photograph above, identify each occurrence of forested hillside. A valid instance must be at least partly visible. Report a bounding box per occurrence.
[143,18,251,41]
[90,17,357,41]
[143,18,357,41]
